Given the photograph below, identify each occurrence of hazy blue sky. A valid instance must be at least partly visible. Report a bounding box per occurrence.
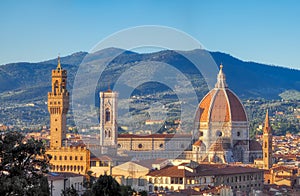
[1,0,299,69]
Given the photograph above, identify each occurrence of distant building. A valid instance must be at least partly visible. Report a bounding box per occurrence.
[47,172,85,196]
[145,160,264,194]
[46,57,90,175]
[190,65,262,163]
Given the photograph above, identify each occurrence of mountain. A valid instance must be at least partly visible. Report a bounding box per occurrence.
[1,48,299,101]
[0,48,300,126]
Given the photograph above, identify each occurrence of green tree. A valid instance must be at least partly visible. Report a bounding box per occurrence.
[61,185,79,196]
[0,131,51,195]
[91,174,121,196]
[120,185,136,196]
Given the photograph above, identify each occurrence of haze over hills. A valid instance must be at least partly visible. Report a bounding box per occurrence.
[0,48,300,127]
[0,48,299,102]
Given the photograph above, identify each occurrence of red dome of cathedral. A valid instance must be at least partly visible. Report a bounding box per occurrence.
[197,65,247,123]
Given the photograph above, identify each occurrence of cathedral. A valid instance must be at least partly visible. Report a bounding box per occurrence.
[98,64,263,163]
[46,58,264,176]
[191,65,262,163]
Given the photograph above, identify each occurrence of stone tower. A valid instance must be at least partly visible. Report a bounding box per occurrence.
[48,57,69,148]
[99,90,118,147]
[263,110,272,169]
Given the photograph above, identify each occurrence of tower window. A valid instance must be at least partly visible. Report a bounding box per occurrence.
[138,144,143,148]
[105,109,111,122]
[216,131,222,137]
[237,131,240,137]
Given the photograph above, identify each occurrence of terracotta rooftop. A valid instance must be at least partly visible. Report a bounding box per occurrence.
[147,165,196,177]
[147,163,263,178]
[196,67,247,123]
[193,140,203,146]
[118,133,191,139]
[197,89,247,123]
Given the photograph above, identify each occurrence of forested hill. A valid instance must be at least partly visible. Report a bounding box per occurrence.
[0,48,299,104]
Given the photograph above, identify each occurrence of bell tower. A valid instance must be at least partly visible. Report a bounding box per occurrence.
[48,57,69,148]
[99,90,118,147]
[263,110,272,169]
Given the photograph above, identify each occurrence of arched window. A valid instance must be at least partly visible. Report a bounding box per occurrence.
[54,156,57,160]
[126,177,133,186]
[105,109,110,122]
[108,130,111,138]
[138,177,145,186]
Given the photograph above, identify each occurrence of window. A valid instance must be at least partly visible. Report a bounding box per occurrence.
[75,156,78,160]
[126,177,133,186]
[59,156,62,160]
[105,109,110,122]
[159,143,164,148]
[237,131,240,136]
[70,156,72,160]
[149,178,153,184]
[138,144,143,148]
[54,156,57,160]
[90,161,96,167]
[80,156,83,161]
[65,156,67,160]
[138,178,145,186]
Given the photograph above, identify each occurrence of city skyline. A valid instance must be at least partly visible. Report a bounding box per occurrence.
[1,0,300,69]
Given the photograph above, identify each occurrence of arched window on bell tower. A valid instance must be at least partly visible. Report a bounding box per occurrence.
[105,109,110,122]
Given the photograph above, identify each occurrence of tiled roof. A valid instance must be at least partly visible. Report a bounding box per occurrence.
[193,140,203,146]
[147,164,262,178]
[118,133,191,139]
[197,67,247,123]
[208,139,231,151]
[198,89,247,123]
[147,165,196,177]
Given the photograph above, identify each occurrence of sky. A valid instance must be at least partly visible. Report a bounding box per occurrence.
[1,0,300,69]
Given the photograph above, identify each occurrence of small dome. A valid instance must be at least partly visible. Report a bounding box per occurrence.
[197,65,247,123]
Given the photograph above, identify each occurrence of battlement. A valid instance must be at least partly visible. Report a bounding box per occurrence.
[52,69,67,76]
[48,92,69,98]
